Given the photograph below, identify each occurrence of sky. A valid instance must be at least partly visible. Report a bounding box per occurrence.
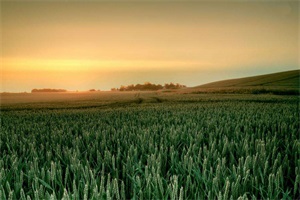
[1,0,299,92]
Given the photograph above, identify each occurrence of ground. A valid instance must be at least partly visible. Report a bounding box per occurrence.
[0,91,299,199]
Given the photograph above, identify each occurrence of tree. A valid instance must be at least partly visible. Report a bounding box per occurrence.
[114,82,184,91]
[31,88,67,93]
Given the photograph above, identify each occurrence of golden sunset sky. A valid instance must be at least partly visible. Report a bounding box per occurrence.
[1,1,299,92]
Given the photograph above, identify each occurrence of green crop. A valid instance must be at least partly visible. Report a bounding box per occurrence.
[0,94,299,199]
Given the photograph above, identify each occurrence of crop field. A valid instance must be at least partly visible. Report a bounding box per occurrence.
[0,92,299,199]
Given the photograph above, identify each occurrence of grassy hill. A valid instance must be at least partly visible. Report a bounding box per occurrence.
[187,70,299,95]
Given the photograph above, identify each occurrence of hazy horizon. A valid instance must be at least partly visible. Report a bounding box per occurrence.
[0,68,299,93]
[1,1,299,92]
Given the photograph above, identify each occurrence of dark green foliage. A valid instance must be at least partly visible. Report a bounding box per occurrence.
[115,82,186,91]
[0,95,299,199]
[31,89,67,93]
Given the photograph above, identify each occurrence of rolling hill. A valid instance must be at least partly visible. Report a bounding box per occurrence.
[185,70,299,95]
[197,70,299,88]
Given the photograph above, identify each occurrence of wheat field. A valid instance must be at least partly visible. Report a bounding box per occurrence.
[0,92,299,199]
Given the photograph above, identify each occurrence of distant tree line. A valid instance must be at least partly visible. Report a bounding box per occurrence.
[89,89,101,92]
[111,82,186,91]
[31,88,67,93]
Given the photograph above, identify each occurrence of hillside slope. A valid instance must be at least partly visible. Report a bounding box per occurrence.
[178,70,300,95]
[196,70,299,89]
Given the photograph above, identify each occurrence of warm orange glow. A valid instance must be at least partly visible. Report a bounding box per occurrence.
[3,58,209,72]
[3,58,94,71]
[1,1,298,92]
